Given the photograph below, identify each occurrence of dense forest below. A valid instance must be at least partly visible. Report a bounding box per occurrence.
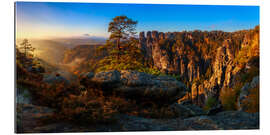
[16,16,259,132]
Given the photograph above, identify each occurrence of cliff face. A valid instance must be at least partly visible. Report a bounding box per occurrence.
[137,26,259,106]
[138,31,204,82]
[202,40,235,101]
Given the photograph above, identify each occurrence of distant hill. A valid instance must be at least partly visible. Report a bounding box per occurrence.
[16,37,106,66]
[53,37,106,46]
[61,44,104,74]
[62,45,102,63]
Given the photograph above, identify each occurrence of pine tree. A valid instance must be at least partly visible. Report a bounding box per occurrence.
[19,39,35,58]
[108,15,137,59]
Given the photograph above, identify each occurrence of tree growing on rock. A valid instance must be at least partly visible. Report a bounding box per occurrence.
[96,16,161,75]
[17,39,35,66]
[108,15,137,59]
[19,39,35,58]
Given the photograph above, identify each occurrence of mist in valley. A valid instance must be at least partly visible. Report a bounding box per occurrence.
[16,37,106,82]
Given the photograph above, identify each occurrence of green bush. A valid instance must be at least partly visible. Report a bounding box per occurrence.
[203,96,217,111]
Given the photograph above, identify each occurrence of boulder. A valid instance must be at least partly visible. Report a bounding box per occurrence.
[43,73,70,85]
[27,66,45,73]
[81,70,187,104]
[17,87,32,104]
[210,111,259,129]
[169,103,205,119]
[118,111,258,131]
[182,116,220,130]
[16,103,55,133]
[179,111,259,130]
[206,103,223,116]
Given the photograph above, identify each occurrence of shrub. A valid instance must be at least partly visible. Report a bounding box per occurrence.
[219,81,244,111]
[241,85,259,113]
[240,66,259,83]
[219,87,239,111]
[57,90,118,124]
[203,96,217,111]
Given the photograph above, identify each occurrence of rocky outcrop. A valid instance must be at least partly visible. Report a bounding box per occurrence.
[169,103,206,119]
[238,76,259,111]
[209,111,259,129]
[138,31,181,73]
[16,103,55,133]
[137,27,259,108]
[17,106,259,133]
[138,31,230,105]
[81,70,187,104]
[43,73,70,85]
[138,31,232,105]
[114,111,258,130]
[203,40,235,101]
[191,83,205,106]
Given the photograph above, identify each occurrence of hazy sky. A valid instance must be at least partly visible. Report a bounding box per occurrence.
[16,2,259,39]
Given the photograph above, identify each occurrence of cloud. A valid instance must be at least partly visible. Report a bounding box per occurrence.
[83,33,90,37]
[210,25,216,29]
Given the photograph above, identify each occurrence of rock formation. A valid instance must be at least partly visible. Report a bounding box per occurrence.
[80,70,187,104]
[203,40,235,101]
[238,76,259,111]
[137,27,259,106]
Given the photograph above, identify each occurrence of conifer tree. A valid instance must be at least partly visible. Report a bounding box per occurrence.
[108,15,137,59]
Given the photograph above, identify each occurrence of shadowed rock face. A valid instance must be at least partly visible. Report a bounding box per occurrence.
[81,70,187,104]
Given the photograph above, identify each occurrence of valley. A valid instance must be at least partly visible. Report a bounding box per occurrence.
[15,10,259,132]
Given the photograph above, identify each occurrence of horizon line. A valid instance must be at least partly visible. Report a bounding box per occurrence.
[16,25,258,40]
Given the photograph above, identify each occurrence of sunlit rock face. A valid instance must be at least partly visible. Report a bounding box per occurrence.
[137,29,259,106]
[138,30,204,84]
[203,40,235,101]
[137,31,211,104]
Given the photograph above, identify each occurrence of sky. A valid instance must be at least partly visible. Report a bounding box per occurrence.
[15,2,259,39]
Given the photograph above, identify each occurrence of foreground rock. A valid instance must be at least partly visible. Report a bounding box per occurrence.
[120,111,259,131]
[169,103,206,119]
[18,110,258,132]
[16,104,55,133]
[209,111,259,130]
[81,70,187,104]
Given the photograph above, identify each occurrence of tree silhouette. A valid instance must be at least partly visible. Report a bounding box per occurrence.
[19,39,35,58]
